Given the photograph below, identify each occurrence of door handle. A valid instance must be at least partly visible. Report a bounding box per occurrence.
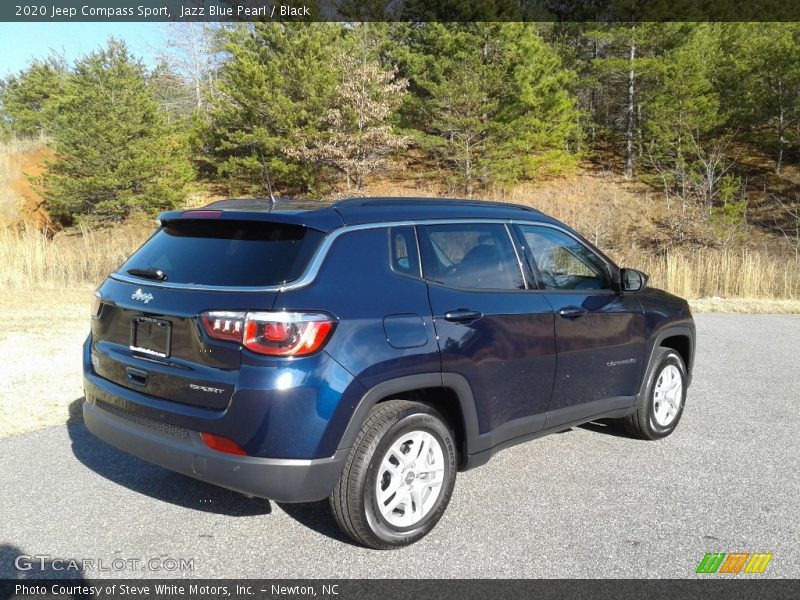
[558,306,588,319]
[444,309,483,323]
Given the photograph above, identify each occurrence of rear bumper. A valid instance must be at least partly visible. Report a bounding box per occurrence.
[82,398,348,503]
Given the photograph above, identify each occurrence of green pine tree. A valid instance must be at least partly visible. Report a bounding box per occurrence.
[42,39,194,224]
[722,24,800,173]
[395,23,500,195]
[289,24,410,190]
[491,23,582,185]
[644,24,726,201]
[0,55,67,137]
[207,23,342,195]
[395,23,580,195]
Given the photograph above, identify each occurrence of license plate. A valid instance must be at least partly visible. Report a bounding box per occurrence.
[130,317,171,358]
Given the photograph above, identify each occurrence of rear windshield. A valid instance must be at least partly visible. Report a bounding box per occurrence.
[119,220,323,286]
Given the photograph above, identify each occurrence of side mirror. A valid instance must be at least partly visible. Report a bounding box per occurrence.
[620,268,648,293]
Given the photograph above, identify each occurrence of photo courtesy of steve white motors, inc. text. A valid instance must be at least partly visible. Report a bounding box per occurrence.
[13,583,339,597]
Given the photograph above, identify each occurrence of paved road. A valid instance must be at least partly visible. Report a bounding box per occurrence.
[1,315,798,579]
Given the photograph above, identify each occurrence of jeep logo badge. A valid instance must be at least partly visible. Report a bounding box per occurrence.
[131,288,154,304]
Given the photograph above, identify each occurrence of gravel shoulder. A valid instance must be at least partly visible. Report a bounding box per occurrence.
[0,289,90,438]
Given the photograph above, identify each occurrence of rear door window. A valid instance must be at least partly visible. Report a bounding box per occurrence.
[418,223,526,290]
[120,220,323,287]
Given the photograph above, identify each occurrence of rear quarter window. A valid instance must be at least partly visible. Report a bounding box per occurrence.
[119,220,323,287]
[389,226,421,277]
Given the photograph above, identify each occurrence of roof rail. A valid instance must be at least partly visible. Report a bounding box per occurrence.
[331,197,541,213]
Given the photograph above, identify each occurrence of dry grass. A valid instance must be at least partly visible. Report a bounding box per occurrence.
[0,164,797,305]
[1,215,797,307]
[624,249,800,300]
[0,221,152,289]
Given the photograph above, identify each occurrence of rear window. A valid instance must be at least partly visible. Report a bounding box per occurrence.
[119,220,323,287]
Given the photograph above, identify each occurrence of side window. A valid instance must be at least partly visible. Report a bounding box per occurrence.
[419,223,525,290]
[517,225,611,291]
[389,226,421,277]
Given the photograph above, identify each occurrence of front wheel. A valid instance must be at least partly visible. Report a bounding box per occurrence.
[329,400,457,549]
[624,347,687,440]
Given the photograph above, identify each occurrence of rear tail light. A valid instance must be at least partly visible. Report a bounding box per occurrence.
[199,312,245,342]
[200,311,335,357]
[200,432,248,455]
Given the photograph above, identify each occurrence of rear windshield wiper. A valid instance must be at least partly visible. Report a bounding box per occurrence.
[127,268,167,281]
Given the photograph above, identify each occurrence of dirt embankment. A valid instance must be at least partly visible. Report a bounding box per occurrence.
[0,142,52,231]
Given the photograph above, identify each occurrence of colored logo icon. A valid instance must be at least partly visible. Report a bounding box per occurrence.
[696,552,773,574]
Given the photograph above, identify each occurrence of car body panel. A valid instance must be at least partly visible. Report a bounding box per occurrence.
[542,291,645,426]
[83,197,696,501]
[425,282,556,434]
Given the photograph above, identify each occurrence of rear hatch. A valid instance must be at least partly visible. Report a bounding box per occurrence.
[90,216,325,410]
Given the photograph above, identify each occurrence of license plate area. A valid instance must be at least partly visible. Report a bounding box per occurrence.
[130,317,172,358]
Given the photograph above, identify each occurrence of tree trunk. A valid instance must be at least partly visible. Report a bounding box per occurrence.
[625,33,636,180]
[191,30,203,110]
[636,101,643,157]
[677,108,686,212]
[776,103,785,174]
[465,139,473,197]
[589,36,598,145]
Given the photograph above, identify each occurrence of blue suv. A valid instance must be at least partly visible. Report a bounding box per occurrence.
[83,197,695,548]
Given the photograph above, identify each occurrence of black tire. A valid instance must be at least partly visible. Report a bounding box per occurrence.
[624,347,687,440]
[329,400,457,549]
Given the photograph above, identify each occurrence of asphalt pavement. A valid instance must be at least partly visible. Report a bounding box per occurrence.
[1,314,798,578]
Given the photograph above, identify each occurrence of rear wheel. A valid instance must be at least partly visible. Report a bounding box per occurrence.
[329,400,457,549]
[624,347,687,440]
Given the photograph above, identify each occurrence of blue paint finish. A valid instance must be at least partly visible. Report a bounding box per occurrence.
[278,228,441,385]
[383,314,428,349]
[425,282,557,434]
[233,354,356,458]
[542,291,645,411]
[84,195,695,503]
[84,336,357,459]
[276,228,441,445]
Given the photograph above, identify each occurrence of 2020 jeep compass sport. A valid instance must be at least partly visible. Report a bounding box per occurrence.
[83,197,695,549]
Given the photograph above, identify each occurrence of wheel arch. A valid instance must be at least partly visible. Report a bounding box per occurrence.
[638,325,695,399]
[337,373,480,467]
[659,333,693,378]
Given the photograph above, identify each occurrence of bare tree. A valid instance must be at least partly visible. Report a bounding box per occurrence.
[625,27,636,180]
[687,132,738,214]
[159,22,221,111]
[644,131,736,214]
[772,193,800,262]
[290,29,410,190]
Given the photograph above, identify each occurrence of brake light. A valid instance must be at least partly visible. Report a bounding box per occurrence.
[181,210,222,218]
[199,311,335,357]
[200,432,248,455]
